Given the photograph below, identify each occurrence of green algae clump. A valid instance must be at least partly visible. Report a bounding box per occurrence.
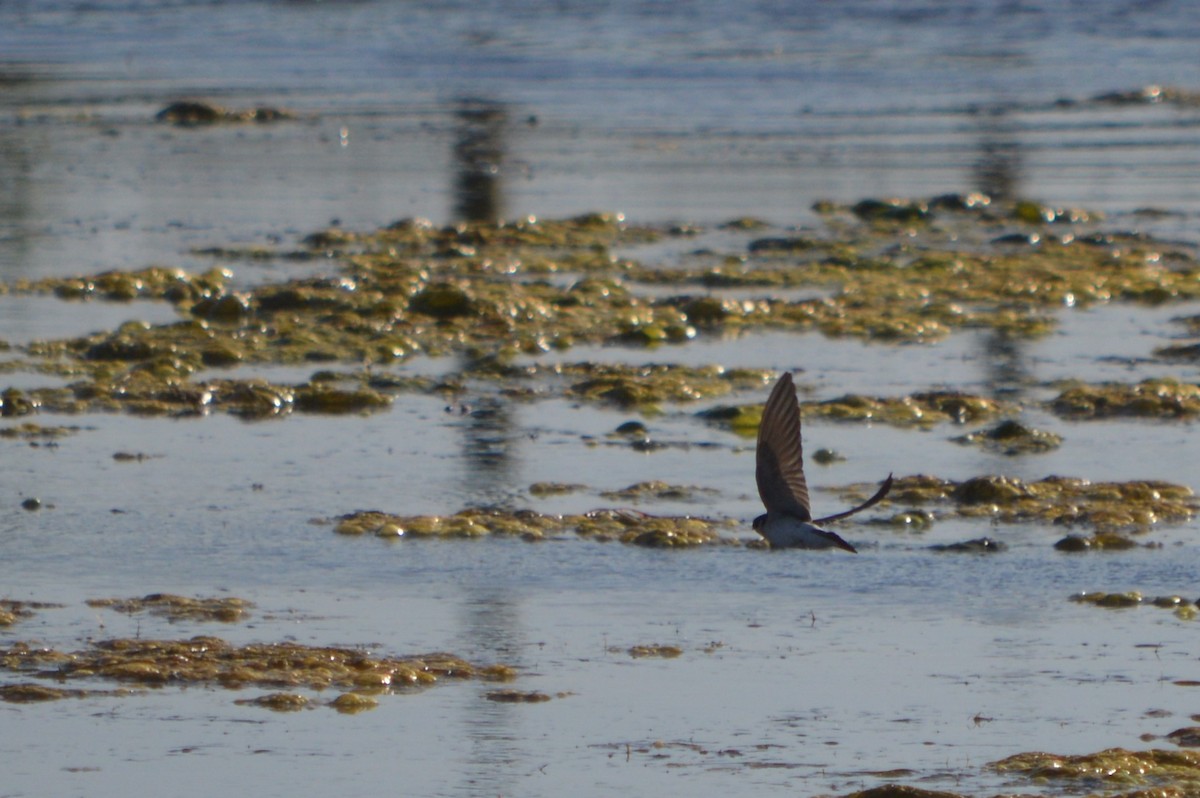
[625,644,684,659]
[839,786,968,798]
[1071,591,1200,617]
[0,683,139,704]
[234,692,310,712]
[888,474,1196,533]
[1051,378,1200,419]
[329,692,379,714]
[953,420,1063,455]
[333,507,735,547]
[6,202,1200,426]
[599,481,717,502]
[1070,590,1144,608]
[485,690,554,703]
[0,636,513,699]
[1054,532,1141,551]
[528,482,587,497]
[702,391,1009,433]
[990,747,1200,791]
[85,594,254,623]
[560,363,770,410]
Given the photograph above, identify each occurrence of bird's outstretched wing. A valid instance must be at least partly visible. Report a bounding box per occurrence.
[813,473,894,524]
[756,372,812,521]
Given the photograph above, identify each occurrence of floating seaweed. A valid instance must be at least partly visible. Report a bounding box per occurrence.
[884,474,1195,534]
[3,203,1198,425]
[0,636,515,704]
[1050,378,1200,419]
[989,747,1200,791]
[85,594,254,624]
[952,419,1063,455]
[1070,591,1198,619]
[701,390,1010,433]
[624,644,683,659]
[332,507,737,547]
[485,690,555,703]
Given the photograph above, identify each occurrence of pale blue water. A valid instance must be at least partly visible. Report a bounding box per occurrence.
[3,3,1200,797]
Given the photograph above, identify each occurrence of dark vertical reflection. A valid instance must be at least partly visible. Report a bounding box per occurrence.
[452,98,508,224]
[457,392,520,508]
[457,588,526,796]
[0,68,39,281]
[979,328,1031,401]
[971,103,1031,404]
[971,105,1023,204]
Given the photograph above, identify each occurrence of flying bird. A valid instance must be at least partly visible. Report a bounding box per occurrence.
[754,372,893,551]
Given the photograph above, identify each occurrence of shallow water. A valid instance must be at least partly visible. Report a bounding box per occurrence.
[4,2,1200,797]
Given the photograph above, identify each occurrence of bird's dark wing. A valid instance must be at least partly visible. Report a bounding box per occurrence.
[756,372,812,520]
[813,473,894,524]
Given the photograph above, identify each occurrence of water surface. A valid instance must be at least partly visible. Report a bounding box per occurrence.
[3,2,1200,797]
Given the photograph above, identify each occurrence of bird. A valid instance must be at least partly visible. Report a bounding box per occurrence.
[754,372,893,551]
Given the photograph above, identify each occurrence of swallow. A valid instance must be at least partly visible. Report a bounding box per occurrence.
[754,372,893,551]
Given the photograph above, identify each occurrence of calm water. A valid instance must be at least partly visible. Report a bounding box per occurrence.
[3,2,1200,797]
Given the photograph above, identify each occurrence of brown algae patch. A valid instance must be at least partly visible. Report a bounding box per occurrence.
[1050,378,1200,419]
[333,508,737,547]
[155,101,296,126]
[0,600,64,627]
[0,637,515,700]
[0,683,142,704]
[599,481,718,502]
[807,391,1009,426]
[1070,592,1198,619]
[0,422,84,441]
[555,363,771,409]
[837,787,968,798]
[952,419,1063,455]
[528,481,588,497]
[234,692,310,712]
[623,644,684,659]
[485,689,555,703]
[85,594,254,623]
[701,391,1010,434]
[328,692,379,714]
[4,200,1199,422]
[886,474,1195,533]
[990,747,1200,793]
[3,374,395,419]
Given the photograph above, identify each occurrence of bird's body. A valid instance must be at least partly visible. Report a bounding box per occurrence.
[754,372,892,551]
[752,512,857,551]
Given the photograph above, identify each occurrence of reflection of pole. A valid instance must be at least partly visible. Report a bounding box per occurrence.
[457,392,520,507]
[0,79,36,282]
[453,98,507,223]
[971,106,1022,203]
[980,328,1029,401]
[457,588,525,796]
